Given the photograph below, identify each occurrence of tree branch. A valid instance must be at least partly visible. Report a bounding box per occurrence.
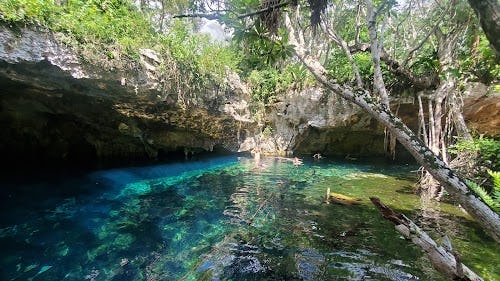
[347,42,439,89]
[380,50,439,89]
[173,13,223,20]
[355,1,363,45]
[402,19,442,67]
[237,1,293,19]
[366,0,390,106]
[172,1,293,20]
[322,23,364,87]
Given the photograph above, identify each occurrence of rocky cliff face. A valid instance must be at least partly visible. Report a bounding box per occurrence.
[0,26,248,167]
[253,88,416,158]
[251,83,499,158]
[1,26,497,167]
[463,82,500,136]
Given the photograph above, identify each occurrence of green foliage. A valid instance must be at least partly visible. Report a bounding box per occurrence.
[248,63,311,104]
[326,51,373,85]
[248,68,281,104]
[262,125,273,137]
[458,34,500,83]
[1,0,155,59]
[160,21,240,88]
[450,137,500,171]
[233,23,294,71]
[60,0,155,59]
[410,50,439,76]
[0,0,56,25]
[326,50,353,83]
[488,170,500,191]
[466,177,500,213]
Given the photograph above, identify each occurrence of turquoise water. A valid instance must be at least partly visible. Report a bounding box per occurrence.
[0,155,498,280]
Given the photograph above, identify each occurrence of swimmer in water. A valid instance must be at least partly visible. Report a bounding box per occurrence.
[293,157,303,166]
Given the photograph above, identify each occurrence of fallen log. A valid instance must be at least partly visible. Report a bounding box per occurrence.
[370,197,483,281]
[330,192,362,203]
[325,188,362,205]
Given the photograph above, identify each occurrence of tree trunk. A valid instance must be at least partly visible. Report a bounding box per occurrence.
[284,13,500,243]
[370,197,484,281]
[467,0,500,57]
[366,0,390,106]
[450,94,472,141]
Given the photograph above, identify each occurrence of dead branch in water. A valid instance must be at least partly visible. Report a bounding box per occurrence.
[370,197,483,281]
[324,188,362,205]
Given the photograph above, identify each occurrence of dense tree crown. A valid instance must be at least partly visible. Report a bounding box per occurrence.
[1,1,497,91]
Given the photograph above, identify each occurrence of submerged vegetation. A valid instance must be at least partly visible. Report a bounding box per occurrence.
[1,157,499,280]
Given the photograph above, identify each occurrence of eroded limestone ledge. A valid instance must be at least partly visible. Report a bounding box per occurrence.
[1,26,497,167]
[0,26,245,166]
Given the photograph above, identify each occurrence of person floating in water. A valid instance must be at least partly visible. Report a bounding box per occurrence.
[293,157,303,166]
[253,149,262,169]
[313,153,322,159]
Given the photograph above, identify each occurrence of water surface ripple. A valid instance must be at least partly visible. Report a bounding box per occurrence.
[0,155,498,280]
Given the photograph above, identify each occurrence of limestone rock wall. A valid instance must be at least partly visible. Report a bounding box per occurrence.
[463,82,500,136]
[253,87,393,157]
[254,83,499,158]
[0,26,497,167]
[0,26,247,167]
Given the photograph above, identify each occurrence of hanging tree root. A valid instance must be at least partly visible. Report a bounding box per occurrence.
[369,197,484,281]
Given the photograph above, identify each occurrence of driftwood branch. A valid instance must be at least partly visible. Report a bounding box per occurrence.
[325,188,362,205]
[370,197,484,281]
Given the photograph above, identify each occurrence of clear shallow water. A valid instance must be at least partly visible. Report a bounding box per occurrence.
[0,155,498,281]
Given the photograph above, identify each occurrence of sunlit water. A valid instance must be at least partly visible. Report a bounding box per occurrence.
[0,155,498,281]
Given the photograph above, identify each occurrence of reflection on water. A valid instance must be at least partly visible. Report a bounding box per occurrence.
[0,155,498,280]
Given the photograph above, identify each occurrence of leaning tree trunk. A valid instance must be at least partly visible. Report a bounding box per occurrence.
[370,197,484,280]
[467,0,500,57]
[284,13,500,242]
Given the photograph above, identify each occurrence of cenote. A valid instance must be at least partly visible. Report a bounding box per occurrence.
[1,155,498,281]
